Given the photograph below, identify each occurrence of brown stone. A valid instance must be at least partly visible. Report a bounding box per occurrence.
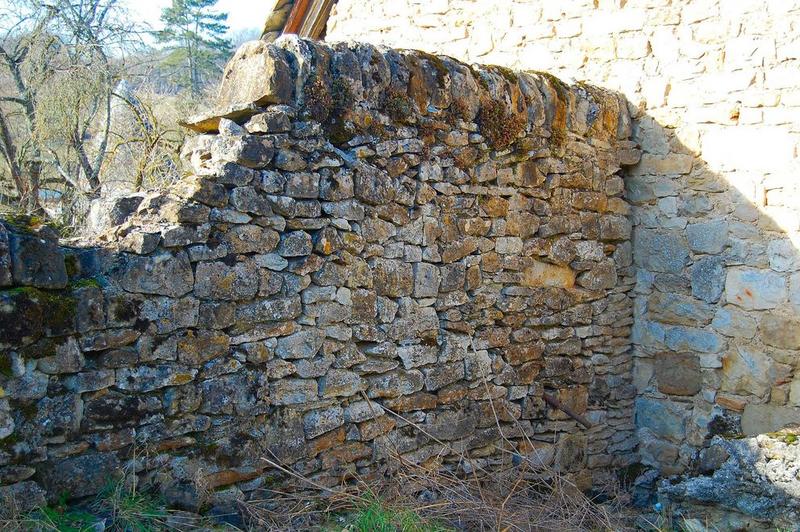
[384,392,438,412]
[308,426,346,457]
[759,314,800,349]
[321,442,372,469]
[359,415,396,440]
[522,261,575,288]
[655,353,702,396]
[504,342,545,365]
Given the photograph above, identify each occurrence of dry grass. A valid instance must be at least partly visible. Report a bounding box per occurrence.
[237,389,634,532]
[0,385,638,531]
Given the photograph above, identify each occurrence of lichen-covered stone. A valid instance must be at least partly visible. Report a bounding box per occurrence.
[116,250,194,297]
[8,230,67,289]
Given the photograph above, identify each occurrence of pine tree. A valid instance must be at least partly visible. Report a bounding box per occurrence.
[158,0,232,95]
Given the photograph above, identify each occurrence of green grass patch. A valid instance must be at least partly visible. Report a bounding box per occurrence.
[341,498,453,532]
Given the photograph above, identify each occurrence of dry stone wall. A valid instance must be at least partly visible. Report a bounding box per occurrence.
[327,0,800,474]
[0,37,636,507]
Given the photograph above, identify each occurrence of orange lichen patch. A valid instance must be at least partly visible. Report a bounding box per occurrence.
[384,392,438,412]
[358,415,396,440]
[201,468,263,490]
[716,394,747,412]
[437,384,467,405]
[307,426,346,457]
[521,261,576,288]
[172,373,196,386]
[320,442,372,469]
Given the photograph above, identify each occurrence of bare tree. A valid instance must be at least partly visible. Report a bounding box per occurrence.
[0,0,143,212]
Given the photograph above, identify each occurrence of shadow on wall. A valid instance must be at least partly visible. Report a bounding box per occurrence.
[626,102,800,519]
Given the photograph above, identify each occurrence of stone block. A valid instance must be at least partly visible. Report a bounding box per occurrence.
[726,267,787,310]
[633,229,689,274]
[711,307,757,338]
[648,292,714,326]
[741,404,800,435]
[635,398,686,441]
[116,250,194,298]
[276,329,325,359]
[691,256,725,303]
[8,230,68,289]
[758,314,800,349]
[665,326,723,353]
[195,260,259,300]
[216,40,293,111]
[721,346,774,397]
[413,262,440,298]
[522,261,575,288]
[686,220,728,254]
[304,406,344,439]
[373,258,413,297]
[654,353,701,396]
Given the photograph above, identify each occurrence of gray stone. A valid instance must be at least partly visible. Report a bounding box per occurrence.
[464,349,492,380]
[236,296,302,324]
[726,267,787,310]
[270,378,318,405]
[397,344,438,369]
[213,40,293,115]
[321,199,365,220]
[255,253,289,270]
[275,149,307,171]
[116,365,198,392]
[0,481,46,513]
[277,231,313,257]
[741,404,800,435]
[691,256,725,303]
[140,296,199,334]
[117,249,194,297]
[195,261,259,300]
[366,370,424,398]
[648,292,714,326]
[173,176,228,207]
[0,224,12,286]
[665,326,723,353]
[304,406,344,439]
[344,400,385,423]
[423,362,465,391]
[686,220,728,254]
[354,165,395,205]
[320,170,355,201]
[230,186,272,215]
[40,452,121,499]
[767,238,799,272]
[276,329,325,359]
[635,397,685,440]
[224,225,280,254]
[659,432,800,524]
[284,172,320,198]
[0,400,14,439]
[8,230,68,289]
[320,369,365,397]
[711,307,757,338]
[413,262,440,298]
[576,260,617,290]
[245,106,293,133]
[372,258,413,297]
[633,229,689,273]
[37,337,84,375]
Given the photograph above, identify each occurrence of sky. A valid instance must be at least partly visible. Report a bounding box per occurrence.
[128,0,273,37]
